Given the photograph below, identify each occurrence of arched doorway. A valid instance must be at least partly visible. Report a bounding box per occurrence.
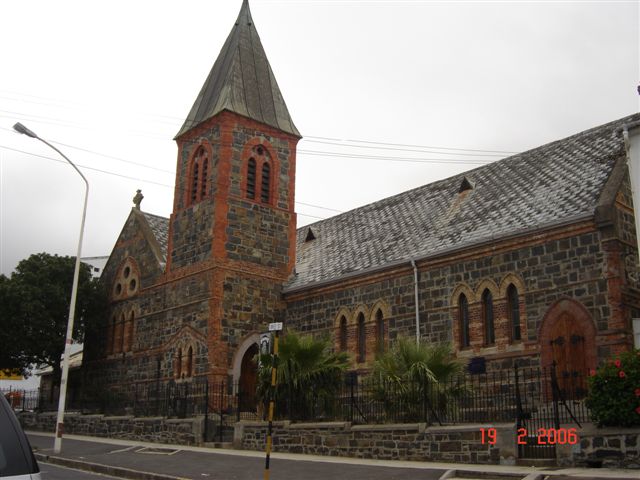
[238,343,258,413]
[539,299,596,399]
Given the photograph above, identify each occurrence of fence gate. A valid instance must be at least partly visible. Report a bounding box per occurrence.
[514,365,585,461]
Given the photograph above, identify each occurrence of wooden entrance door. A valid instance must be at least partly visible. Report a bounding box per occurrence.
[548,312,587,399]
[239,344,258,412]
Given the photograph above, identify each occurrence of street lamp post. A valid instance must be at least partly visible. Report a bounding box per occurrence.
[13,122,89,454]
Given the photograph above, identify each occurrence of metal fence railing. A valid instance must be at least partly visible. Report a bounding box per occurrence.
[2,365,592,445]
[266,366,591,426]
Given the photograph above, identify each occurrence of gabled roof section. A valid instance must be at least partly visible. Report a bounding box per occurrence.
[175,0,300,139]
[103,209,170,281]
[286,113,640,292]
[137,210,169,266]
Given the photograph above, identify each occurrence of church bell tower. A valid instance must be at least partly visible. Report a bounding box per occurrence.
[167,0,300,381]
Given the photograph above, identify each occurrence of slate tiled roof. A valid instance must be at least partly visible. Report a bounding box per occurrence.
[175,0,300,139]
[141,211,169,263]
[285,113,640,292]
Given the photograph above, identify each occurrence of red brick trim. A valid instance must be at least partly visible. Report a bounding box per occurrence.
[474,279,500,303]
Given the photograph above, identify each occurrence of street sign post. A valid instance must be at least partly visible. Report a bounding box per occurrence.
[264,321,282,479]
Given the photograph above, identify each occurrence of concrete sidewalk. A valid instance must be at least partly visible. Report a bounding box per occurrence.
[27,432,636,480]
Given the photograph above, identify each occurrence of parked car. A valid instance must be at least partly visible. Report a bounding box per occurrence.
[0,393,40,479]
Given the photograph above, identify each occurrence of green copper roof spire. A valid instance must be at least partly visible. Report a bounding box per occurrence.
[176,0,300,138]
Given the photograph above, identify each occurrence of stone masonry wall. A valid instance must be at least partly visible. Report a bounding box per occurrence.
[285,224,616,371]
[221,274,285,367]
[84,267,211,387]
[19,412,639,468]
[169,125,220,270]
[19,412,204,446]
[571,426,640,469]
[237,421,509,464]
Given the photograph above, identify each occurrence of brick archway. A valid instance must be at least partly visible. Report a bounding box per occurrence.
[539,298,596,397]
[238,344,259,413]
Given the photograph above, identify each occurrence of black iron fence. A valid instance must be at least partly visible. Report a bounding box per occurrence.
[2,365,592,447]
[267,366,591,427]
[2,388,41,411]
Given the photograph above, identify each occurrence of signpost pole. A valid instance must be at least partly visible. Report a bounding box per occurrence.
[264,322,282,480]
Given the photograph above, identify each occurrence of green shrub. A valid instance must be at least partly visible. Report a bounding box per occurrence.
[586,349,640,427]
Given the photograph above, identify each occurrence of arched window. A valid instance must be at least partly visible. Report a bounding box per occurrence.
[107,315,116,355]
[508,284,521,341]
[245,144,273,205]
[111,316,119,354]
[200,157,208,198]
[175,348,182,379]
[247,158,256,199]
[118,313,125,354]
[191,161,200,204]
[126,311,135,352]
[339,316,347,352]
[186,346,194,378]
[357,313,366,363]
[189,146,209,205]
[260,162,271,203]
[459,294,470,348]
[482,289,495,345]
[375,309,384,354]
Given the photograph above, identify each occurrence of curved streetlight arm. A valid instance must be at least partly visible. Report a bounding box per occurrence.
[13,122,89,454]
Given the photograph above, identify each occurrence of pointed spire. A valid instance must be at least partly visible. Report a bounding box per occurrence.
[176,0,300,139]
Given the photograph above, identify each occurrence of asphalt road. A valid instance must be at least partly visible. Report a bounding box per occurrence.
[38,462,120,480]
[28,434,447,480]
[28,433,638,480]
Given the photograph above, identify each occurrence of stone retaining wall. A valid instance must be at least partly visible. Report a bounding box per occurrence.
[18,412,640,469]
[18,412,204,446]
[572,426,640,469]
[236,421,512,464]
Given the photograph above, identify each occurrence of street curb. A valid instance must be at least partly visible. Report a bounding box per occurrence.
[447,471,526,479]
[35,452,188,480]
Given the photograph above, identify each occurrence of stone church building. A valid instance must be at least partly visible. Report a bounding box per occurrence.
[84,0,640,397]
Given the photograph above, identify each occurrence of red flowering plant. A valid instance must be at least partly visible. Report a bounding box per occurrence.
[586,349,640,427]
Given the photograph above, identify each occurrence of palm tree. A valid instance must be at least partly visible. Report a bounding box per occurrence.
[369,337,464,423]
[256,331,350,421]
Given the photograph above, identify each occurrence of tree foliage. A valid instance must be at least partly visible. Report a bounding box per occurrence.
[369,337,465,422]
[256,331,350,421]
[371,337,463,385]
[0,253,107,383]
[586,349,640,427]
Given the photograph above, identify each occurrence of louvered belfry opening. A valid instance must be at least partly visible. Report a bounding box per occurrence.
[261,162,271,203]
[200,156,208,198]
[245,144,273,205]
[191,162,200,203]
[247,158,256,199]
[188,146,210,205]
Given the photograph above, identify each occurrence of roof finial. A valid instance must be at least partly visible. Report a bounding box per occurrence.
[133,189,144,210]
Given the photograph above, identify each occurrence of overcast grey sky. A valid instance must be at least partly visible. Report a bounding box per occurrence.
[0,0,638,275]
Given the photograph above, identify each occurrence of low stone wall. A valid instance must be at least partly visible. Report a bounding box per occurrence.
[572,425,640,469]
[236,421,512,464]
[18,412,640,468]
[18,412,204,446]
